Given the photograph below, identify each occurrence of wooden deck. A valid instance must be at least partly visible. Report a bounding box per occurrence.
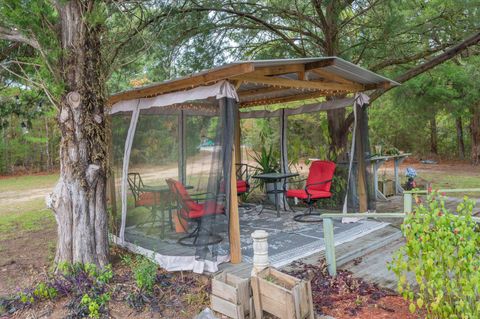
[218,224,403,290]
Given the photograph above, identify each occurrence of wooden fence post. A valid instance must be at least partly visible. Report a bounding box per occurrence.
[403,192,413,213]
[323,218,336,276]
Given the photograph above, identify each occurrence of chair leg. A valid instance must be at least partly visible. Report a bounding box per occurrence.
[178,218,223,247]
[293,200,323,223]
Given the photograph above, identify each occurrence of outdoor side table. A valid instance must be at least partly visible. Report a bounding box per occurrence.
[370,153,411,200]
[252,172,299,217]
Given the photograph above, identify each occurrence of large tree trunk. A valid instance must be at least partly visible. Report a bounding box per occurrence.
[430,116,438,155]
[456,116,465,159]
[46,1,109,267]
[470,104,480,165]
[326,107,348,158]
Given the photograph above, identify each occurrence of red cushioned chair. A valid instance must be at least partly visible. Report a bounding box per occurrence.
[286,160,336,222]
[236,163,262,212]
[166,178,225,246]
[128,173,158,207]
[127,172,173,235]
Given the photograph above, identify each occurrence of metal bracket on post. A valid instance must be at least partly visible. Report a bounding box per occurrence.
[251,230,269,276]
[323,218,337,276]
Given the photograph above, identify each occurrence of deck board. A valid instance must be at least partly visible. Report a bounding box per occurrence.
[221,224,404,290]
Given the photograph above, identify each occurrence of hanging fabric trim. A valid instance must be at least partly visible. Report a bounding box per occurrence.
[119,104,140,242]
[342,93,370,222]
[109,80,239,114]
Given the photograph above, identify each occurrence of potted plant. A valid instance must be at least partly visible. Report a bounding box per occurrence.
[251,145,286,208]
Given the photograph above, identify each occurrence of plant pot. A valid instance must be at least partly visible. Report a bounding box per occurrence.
[173,211,188,233]
[211,272,253,319]
[251,267,314,319]
[265,181,287,210]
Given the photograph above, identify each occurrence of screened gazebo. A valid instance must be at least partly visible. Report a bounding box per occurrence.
[108,57,399,273]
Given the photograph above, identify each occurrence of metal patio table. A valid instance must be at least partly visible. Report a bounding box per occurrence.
[252,172,299,217]
[138,184,193,238]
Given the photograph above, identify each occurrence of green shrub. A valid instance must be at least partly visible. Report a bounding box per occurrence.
[132,256,158,293]
[389,192,480,317]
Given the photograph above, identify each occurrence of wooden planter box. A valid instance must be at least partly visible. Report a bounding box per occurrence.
[378,179,395,197]
[211,272,254,319]
[251,268,314,319]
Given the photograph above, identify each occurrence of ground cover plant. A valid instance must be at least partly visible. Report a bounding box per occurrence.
[390,191,480,318]
[0,248,211,319]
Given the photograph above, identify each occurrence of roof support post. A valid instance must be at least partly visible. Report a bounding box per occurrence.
[222,98,242,264]
[355,101,372,212]
[280,109,289,174]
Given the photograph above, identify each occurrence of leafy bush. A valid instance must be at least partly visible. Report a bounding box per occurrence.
[132,256,158,293]
[389,192,480,317]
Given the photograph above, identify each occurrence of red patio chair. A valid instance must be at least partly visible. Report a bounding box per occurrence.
[236,163,263,212]
[166,178,225,246]
[128,172,159,207]
[286,160,336,222]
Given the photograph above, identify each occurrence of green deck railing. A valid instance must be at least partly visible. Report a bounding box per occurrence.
[319,188,480,276]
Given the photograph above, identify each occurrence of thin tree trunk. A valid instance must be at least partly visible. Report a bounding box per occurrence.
[470,104,480,165]
[430,116,438,155]
[46,0,109,268]
[45,115,51,171]
[456,116,465,159]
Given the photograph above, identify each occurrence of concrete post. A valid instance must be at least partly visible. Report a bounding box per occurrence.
[251,230,269,276]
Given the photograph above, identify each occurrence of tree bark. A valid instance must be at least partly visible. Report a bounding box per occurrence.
[430,116,438,155]
[46,1,109,267]
[455,116,465,159]
[470,104,480,165]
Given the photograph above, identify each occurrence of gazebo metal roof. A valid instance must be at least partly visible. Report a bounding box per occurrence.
[109,57,400,107]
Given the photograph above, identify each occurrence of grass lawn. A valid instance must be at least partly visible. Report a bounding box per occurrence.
[0,173,58,193]
[0,173,58,240]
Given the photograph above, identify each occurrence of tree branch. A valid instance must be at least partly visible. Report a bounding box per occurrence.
[0,27,40,50]
[343,31,480,130]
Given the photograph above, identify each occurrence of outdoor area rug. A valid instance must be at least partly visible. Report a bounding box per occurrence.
[236,208,389,267]
[124,207,389,268]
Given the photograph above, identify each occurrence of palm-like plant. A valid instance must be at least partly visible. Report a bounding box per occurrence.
[251,145,280,190]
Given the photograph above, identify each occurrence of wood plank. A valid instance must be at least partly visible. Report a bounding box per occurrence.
[230,147,242,264]
[238,86,287,98]
[211,295,244,319]
[258,277,291,301]
[251,276,263,319]
[304,59,336,71]
[109,63,254,104]
[292,285,302,319]
[212,277,239,304]
[261,293,288,319]
[323,218,337,276]
[239,91,333,108]
[254,64,305,76]
[310,68,357,85]
[306,281,315,319]
[232,74,361,92]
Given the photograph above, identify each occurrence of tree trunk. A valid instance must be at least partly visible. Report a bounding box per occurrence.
[470,104,480,165]
[46,1,109,267]
[326,107,348,158]
[430,116,438,155]
[456,116,465,159]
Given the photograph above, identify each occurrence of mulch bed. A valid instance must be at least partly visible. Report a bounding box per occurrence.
[285,260,422,318]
